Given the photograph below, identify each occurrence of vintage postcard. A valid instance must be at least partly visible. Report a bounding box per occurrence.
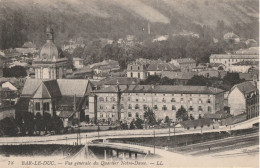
[0,0,259,167]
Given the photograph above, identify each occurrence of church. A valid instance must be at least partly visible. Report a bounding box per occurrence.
[16,26,93,126]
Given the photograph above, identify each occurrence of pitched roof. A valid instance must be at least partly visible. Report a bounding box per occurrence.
[161,72,196,80]
[58,111,75,118]
[147,63,179,71]
[124,85,224,94]
[21,79,43,96]
[210,54,258,59]
[33,83,52,99]
[94,85,127,93]
[32,80,61,99]
[232,81,257,95]
[57,79,89,97]
[176,58,196,64]
[104,77,140,85]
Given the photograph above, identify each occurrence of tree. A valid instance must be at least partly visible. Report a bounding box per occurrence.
[34,112,43,135]
[144,108,156,126]
[120,122,128,130]
[23,112,34,135]
[176,106,189,121]
[0,117,18,136]
[187,75,211,86]
[129,120,135,130]
[51,115,64,134]
[165,116,170,124]
[43,112,52,133]
[134,118,144,129]
[223,72,244,86]
[3,66,27,78]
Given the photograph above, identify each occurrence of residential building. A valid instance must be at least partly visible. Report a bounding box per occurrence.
[210,47,259,72]
[147,62,180,76]
[229,61,259,73]
[228,81,258,116]
[246,89,259,119]
[73,58,84,69]
[223,32,240,43]
[90,59,120,75]
[161,72,196,85]
[89,85,225,123]
[127,63,147,79]
[170,58,196,72]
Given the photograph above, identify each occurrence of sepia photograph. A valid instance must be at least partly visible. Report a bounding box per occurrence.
[0,0,259,167]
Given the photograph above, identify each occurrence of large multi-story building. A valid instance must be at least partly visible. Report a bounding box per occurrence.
[88,85,225,123]
[246,89,259,119]
[210,47,259,72]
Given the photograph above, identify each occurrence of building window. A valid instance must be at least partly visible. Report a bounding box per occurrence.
[154,105,158,110]
[189,98,192,103]
[128,97,131,101]
[120,104,124,109]
[171,98,175,102]
[128,112,132,118]
[35,102,40,111]
[207,99,211,104]
[162,105,167,110]
[189,106,193,111]
[138,73,140,78]
[99,97,104,102]
[198,99,202,103]
[136,99,139,102]
[130,66,132,70]
[208,106,212,112]
[143,105,147,110]
[136,113,139,118]
[128,104,132,109]
[162,98,166,103]
[135,104,140,109]
[172,105,176,110]
[43,103,50,111]
[198,106,203,111]
[138,66,140,70]
[112,104,116,109]
[131,72,133,77]
[180,98,184,103]
[100,105,103,109]
[111,97,116,102]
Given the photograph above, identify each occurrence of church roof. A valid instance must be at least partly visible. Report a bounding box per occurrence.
[32,80,61,99]
[57,79,89,97]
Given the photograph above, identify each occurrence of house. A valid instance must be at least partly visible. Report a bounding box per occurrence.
[230,61,259,73]
[90,59,120,75]
[147,62,180,76]
[224,32,240,43]
[103,77,140,87]
[72,67,93,79]
[127,63,147,80]
[170,58,196,72]
[89,85,225,123]
[73,58,84,69]
[246,89,259,119]
[228,81,258,116]
[210,47,259,72]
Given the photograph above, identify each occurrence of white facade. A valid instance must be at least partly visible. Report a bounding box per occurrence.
[73,58,84,69]
[228,87,246,116]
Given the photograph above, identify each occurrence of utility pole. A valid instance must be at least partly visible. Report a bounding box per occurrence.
[153,126,155,155]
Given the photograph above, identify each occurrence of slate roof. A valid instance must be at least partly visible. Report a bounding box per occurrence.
[121,85,224,94]
[161,72,196,80]
[21,79,43,96]
[147,63,179,71]
[231,81,257,95]
[210,54,258,59]
[104,77,140,85]
[57,79,89,97]
[176,58,196,64]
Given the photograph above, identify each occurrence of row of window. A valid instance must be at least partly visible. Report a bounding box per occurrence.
[127,97,211,104]
[35,102,50,111]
